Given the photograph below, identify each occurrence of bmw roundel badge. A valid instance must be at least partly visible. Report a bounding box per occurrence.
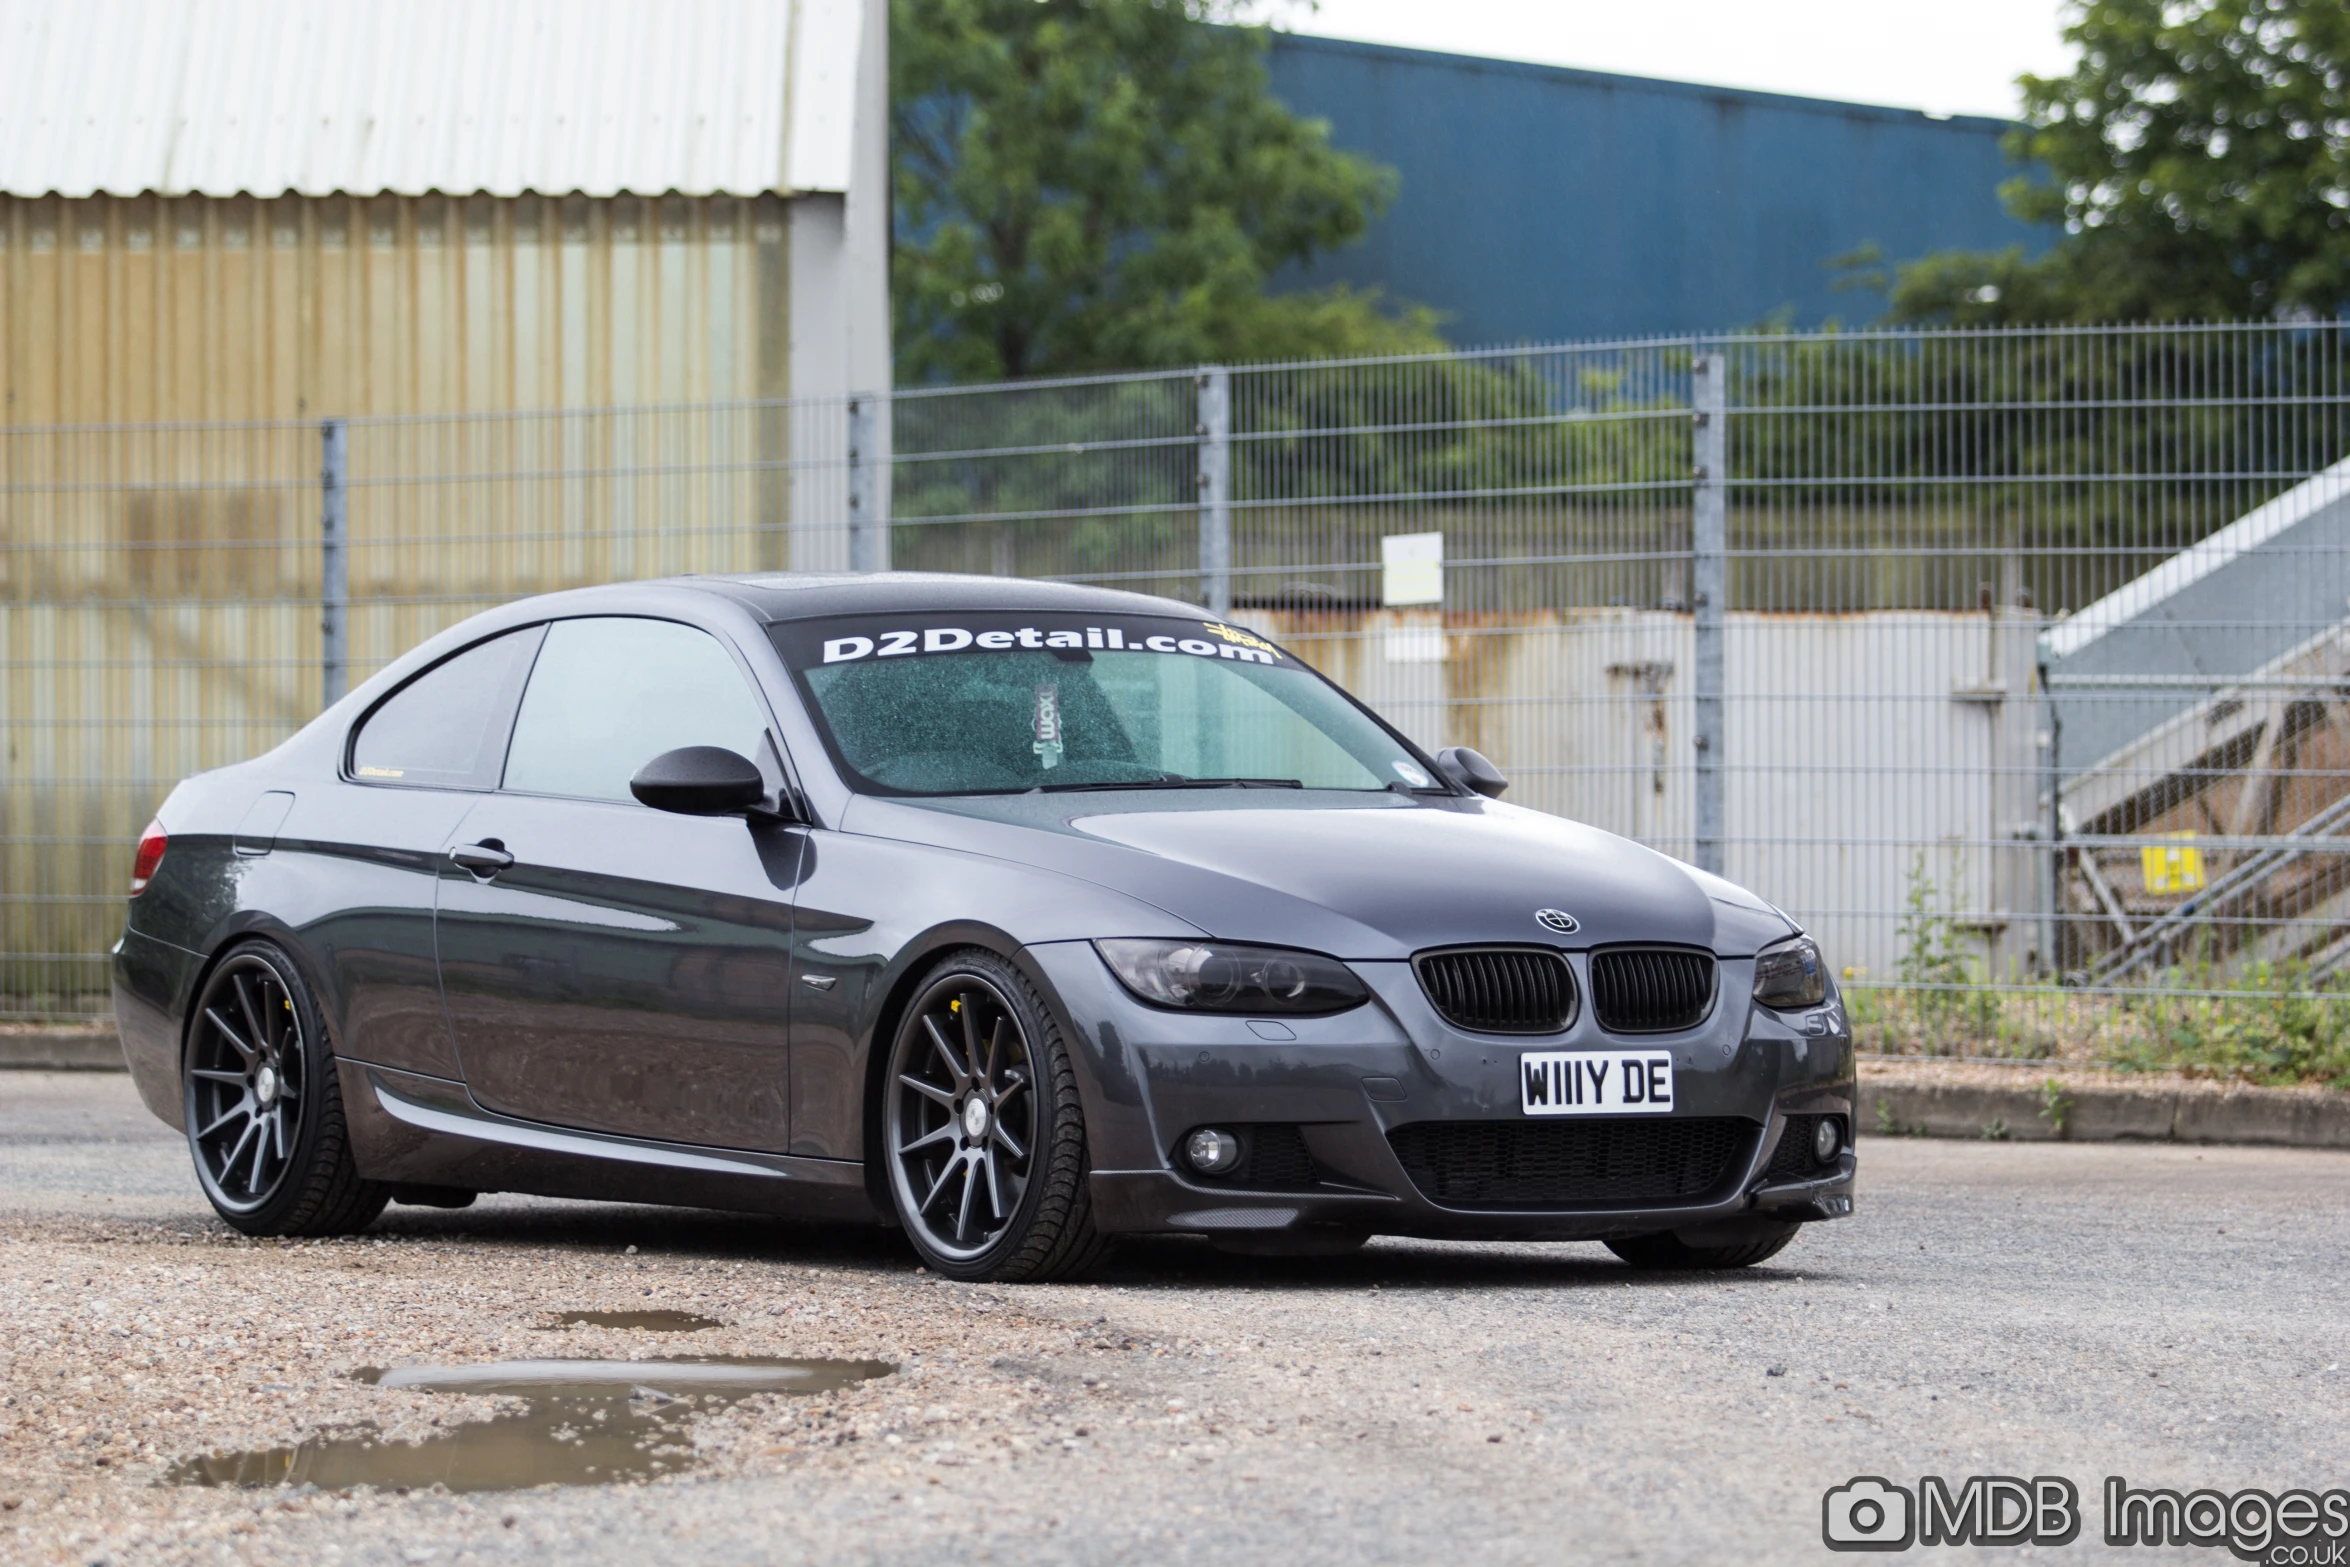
[1534,908,1580,935]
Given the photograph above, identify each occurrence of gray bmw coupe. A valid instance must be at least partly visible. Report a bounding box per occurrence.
[113,574,1854,1280]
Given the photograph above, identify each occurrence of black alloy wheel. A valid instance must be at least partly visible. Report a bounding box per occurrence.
[882,952,1104,1281]
[182,942,387,1236]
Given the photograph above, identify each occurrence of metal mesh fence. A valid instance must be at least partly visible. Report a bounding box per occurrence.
[1,400,848,1015]
[9,324,2350,1075]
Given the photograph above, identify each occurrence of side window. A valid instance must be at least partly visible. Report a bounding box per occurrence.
[502,618,773,804]
[348,627,540,790]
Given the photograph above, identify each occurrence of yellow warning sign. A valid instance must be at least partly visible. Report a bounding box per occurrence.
[2141,833,2206,895]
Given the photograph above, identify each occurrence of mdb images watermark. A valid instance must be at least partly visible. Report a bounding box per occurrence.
[1821,1475,2350,1559]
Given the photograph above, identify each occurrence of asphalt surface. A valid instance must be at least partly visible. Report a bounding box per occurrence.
[1,1070,2344,1565]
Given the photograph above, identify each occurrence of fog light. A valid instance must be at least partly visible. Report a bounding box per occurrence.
[1184,1128,1243,1176]
[1812,1117,1842,1164]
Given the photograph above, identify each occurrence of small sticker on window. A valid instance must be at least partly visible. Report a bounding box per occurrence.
[1032,682,1064,771]
[1393,761,1430,787]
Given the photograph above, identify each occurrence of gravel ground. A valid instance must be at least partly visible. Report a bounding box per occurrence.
[2,1070,2345,1565]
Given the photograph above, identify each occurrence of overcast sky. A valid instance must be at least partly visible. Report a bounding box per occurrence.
[1251,0,2079,120]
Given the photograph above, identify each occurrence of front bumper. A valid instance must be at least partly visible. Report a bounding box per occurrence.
[1026,940,1856,1242]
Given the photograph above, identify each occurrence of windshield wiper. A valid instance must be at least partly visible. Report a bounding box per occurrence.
[1034,776,1305,793]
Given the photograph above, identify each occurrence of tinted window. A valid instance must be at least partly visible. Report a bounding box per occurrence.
[502,618,772,803]
[771,614,1432,796]
[349,628,539,789]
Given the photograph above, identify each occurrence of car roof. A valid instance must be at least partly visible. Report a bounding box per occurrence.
[666,572,1211,624]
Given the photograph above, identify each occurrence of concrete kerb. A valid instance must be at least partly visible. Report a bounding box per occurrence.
[0,1027,127,1071]
[1861,1059,2350,1150]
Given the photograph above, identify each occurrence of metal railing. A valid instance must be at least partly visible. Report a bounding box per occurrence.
[8,323,2350,1075]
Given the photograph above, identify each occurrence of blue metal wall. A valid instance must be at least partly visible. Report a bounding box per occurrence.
[1266,35,2049,343]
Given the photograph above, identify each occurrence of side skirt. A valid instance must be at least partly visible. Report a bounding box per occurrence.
[338,1060,880,1224]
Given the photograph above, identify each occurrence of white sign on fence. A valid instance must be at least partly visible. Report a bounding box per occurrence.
[1381,531,1444,606]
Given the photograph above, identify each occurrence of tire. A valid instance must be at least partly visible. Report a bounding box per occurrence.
[183,940,389,1237]
[1605,1220,1800,1271]
[880,950,1107,1282]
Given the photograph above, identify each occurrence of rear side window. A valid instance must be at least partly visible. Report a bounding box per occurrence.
[348,627,541,790]
[501,618,773,804]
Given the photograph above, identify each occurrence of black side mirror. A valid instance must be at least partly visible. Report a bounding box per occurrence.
[1435,746,1508,799]
[630,746,769,816]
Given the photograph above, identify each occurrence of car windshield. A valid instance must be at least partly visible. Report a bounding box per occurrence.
[771,613,1440,797]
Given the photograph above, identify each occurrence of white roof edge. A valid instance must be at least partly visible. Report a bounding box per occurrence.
[784,0,862,194]
[0,0,861,201]
[2042,454,2350,661]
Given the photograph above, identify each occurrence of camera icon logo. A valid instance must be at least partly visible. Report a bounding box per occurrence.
[1823,1477,1916,1552]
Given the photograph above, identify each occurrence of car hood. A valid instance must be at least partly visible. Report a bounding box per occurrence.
[840,791,1797,960]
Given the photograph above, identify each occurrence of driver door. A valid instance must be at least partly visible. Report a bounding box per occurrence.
[433,616,803,1152]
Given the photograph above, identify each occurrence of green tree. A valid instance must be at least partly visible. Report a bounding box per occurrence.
[891,0,1441,382]
[1889,0,2350,324]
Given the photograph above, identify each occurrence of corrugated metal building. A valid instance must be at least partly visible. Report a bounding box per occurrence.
[0,1,890,1009]
[1266,34,2047,342]
[0,0,889,426]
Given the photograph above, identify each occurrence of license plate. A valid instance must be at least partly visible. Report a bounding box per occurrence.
[1519,1050,1675,1116]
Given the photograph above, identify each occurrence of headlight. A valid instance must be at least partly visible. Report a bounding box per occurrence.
[1094,939,1367,1015]
[1752,935,1828,1010]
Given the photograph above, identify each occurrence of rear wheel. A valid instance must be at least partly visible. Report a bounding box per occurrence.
[881,951,1105,1282]
[183,941,388,1237]
[1605,1220,1799,1270]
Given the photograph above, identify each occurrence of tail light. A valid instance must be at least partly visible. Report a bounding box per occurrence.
[129,819,168,896]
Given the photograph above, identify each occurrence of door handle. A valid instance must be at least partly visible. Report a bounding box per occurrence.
[449,840,514,875]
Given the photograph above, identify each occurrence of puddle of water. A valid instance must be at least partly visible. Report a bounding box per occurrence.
[166,1357,893,1494]
[537,1310,723,1333]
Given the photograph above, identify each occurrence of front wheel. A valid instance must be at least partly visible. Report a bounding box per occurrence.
[1605,1219,1799,1270]
[183,941,388,1237]
[881,951,1105,1282]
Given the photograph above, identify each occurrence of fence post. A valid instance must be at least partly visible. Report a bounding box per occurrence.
[320,418,349,709]
[1197,366,1232,615]
[2039,665,2062,977]
[1691,354,1727,876]
[847,394,889,573]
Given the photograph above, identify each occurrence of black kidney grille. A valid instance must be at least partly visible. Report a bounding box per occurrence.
[1414,948,1576,1034]
[1589,948,1717,1033]
[1387,1118,1751,1208]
